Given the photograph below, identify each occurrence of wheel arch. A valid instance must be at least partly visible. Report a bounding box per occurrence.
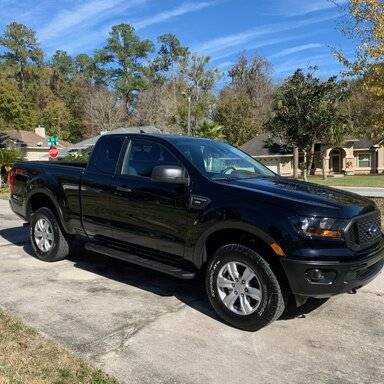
[26,189,68,233]
[195,222,290,291]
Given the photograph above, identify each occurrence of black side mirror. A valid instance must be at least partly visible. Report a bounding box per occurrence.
[151,165,189,185]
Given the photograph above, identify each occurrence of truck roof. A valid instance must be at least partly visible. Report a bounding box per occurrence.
[104,132,218,144]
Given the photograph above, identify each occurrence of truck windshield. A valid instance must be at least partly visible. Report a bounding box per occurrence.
[174,140,275,180]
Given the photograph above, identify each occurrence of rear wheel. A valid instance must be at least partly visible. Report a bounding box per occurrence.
[30,207,70,262]
[206,244,286,331]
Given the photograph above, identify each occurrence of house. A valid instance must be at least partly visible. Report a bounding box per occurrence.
[0,126,68,161]
[241,133,384,176]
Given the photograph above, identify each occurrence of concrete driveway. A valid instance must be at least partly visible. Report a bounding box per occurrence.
[335,186,384,198]
[0,200,383,384]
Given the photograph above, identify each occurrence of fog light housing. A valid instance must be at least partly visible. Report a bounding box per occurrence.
[306,268,337,284]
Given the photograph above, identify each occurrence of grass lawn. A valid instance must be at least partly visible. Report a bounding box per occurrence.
[0,187,9,200]
[309,175,384,188]
[0,309,119,384]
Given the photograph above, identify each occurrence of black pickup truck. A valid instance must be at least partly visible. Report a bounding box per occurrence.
[9,133,384,330]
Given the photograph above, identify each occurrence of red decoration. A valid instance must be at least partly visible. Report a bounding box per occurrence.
[49,146,59,159]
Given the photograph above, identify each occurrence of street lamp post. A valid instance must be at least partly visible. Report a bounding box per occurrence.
[182,92,192,136]
[187,95,191,136]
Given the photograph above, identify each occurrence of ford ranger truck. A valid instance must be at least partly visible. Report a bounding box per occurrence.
[8,133,384,331]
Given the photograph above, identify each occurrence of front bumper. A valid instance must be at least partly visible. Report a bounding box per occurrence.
[281,241,384,297]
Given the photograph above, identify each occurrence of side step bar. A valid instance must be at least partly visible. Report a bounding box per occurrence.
[84,243,196,279]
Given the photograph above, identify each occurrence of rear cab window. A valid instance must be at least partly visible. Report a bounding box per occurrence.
[87,135,125,174]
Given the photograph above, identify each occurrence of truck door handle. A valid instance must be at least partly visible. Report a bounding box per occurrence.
[190,195,211,209]
[115,186,132,193]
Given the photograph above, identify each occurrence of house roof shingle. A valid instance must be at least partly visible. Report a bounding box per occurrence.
[240,133,293,156]
[1,130,69,148]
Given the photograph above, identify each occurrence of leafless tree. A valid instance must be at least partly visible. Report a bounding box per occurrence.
[132,83,181,134]
[85,87,126,136]
[216,53,274,145]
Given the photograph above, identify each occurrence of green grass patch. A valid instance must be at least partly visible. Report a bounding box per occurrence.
[0,309,119,384]
[0,186,9,200]
[309,175,384,187]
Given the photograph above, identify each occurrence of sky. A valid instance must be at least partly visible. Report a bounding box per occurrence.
[0,0,354,82]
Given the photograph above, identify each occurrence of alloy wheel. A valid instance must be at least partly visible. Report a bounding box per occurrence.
[34,217,54,253]
[217,261,263,315]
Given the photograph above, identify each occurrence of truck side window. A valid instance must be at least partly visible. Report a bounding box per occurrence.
[121,139,181,178]
[88,135,125,174]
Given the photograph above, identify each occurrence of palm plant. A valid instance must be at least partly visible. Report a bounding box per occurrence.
[195,120,225,140]
[0,148,23,188]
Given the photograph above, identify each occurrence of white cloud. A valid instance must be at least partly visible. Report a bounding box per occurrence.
[211,35,302,62]
[273,0,347,17]
[269,43,323,59]
[39,0,146,42]
[273,53,336,75]
[216,60,233,69]
[195,13,339,56]
[134,1,215,30]
[37,0,218,53]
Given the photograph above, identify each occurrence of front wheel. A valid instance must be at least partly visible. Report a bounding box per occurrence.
[30,207,70,262]
[206,244,286,331]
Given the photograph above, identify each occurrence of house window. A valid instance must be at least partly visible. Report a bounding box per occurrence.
[357,153,371,168]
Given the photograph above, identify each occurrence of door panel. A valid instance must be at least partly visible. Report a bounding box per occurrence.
[109,176,189,256]
[331,154,341,173]
[109,138,190,257]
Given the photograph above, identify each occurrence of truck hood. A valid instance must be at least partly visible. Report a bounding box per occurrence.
[219,176,376,218]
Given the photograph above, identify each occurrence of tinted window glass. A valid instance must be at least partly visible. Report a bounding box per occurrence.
[174,140,275,180]
[121,139,181,177]
[89,135,125,174]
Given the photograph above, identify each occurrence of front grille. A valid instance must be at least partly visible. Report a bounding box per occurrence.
[346,211,382,250]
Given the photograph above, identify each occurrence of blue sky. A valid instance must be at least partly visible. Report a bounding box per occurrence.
[0,0,353,81]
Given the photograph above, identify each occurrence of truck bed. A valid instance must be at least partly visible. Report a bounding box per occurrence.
[9,160,86,233]
[17,160,87,169]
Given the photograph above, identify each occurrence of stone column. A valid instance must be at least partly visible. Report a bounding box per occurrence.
[377,147,384,174]
[321,147,331,177]
[343,147,355,175]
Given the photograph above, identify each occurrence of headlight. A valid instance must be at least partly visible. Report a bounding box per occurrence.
[291,216,347,239]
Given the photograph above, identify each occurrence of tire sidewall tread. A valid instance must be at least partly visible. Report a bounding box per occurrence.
[206,244,285,331]
[30,207,70,262]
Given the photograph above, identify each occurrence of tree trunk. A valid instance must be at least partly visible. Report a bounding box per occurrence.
[305,144,315,181]
[171,63,177,105]
[0,165,4,189]
[302,150,308,181]
[293,146,299,179]
[322,155,327,180]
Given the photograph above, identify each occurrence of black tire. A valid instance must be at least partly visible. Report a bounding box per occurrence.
[30,207,70,262]
[206,244,286,331]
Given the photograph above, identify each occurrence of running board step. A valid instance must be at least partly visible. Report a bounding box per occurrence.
[84,243,196,279]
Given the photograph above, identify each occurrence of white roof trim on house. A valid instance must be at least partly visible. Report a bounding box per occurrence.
[252,154,293,158]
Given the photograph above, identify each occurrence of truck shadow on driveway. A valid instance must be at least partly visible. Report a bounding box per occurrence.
[1,226,329,327]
